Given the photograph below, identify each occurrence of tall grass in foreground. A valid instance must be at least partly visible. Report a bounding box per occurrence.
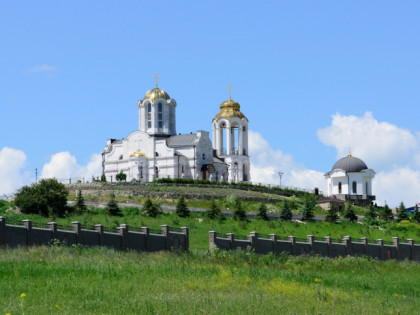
[0,246,419,314]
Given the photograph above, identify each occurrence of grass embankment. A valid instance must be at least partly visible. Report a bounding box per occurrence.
[1,246,419,314]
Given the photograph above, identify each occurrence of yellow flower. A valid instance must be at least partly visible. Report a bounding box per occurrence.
[393,293,399,298]
[20,293,26,298]
[56,305,62,310]
[314,278,322,283]
[6,313,11,315]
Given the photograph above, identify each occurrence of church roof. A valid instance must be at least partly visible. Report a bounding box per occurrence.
[213,99,247,122]
[331,155,368,173]
[143,87,171,103]
[167,134,198,147]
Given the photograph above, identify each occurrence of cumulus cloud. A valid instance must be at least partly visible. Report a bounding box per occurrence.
[27,64,57,73]
[317,112,418,169]
[0,147,29,196]
[248,130,326,193]
[41,152,102,182]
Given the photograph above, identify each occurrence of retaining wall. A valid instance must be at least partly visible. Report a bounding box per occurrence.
[0,217,188,252]
[209,231,420,262]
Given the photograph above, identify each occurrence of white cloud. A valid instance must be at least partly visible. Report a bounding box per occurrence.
[0,147,28,195]
[317,112,417,169]
[28,64,57,73]
[41,152,102,182]
[248,130,326,193]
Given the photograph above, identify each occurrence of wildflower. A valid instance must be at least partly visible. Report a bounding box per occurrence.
[56,305,62,310]
[393,293,399,298]
[314,278,322,283]
[20,293,26,298]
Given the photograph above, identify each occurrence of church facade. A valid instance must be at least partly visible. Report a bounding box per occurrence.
[102,80,250,183]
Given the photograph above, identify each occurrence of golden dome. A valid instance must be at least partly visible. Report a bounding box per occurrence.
[130,150,146,158]
[143,87,170,103]
[213,98,247,121]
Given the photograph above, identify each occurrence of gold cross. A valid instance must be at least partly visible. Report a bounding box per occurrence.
[153,72,160,88]
[226,83,233,100]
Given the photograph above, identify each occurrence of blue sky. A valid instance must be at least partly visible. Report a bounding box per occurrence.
[2,1,420,207]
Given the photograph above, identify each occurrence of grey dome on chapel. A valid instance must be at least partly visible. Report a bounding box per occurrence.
[331,155,368,172]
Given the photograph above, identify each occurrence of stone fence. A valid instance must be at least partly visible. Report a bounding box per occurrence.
[209,231,420,262]
[0,217,189,252]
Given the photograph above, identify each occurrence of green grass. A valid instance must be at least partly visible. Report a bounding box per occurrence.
[1,246,419,314]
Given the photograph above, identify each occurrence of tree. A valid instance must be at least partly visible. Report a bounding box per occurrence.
[301,196,315,222]
[233,200,247,221]
[15,178,69,217]
[325,202,339,223]
[116,172,127,182]
[142,198,161,218]
[343,203,357,222]
[255,202,269,221]
[279,200,293,221]
[367,204,377,220]
[379,204,393,222]
[106,194,122,216]
[413,204,420,223]
[100,174,107,182]
[175,196,190,217]
[74,190,87,213]
[396,201,409,222]
[206,199,224,220]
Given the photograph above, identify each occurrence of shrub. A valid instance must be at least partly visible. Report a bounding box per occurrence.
[233,200,247,221]
[325,202,339,223]
[301,196,315,222]
[279,200,293,221]
[343,203,357,222]
[367,204,377,220]
[142,198,161,218]
[396,202,409,222]
[413,204,420,223]
[14,178,69,217]
[379,204,393,222]
[106,194,122,216]
[175,196,190,217]
[116,172,127,182]
[74,190,87,213]
[255,203,269,221]
[206,199,225,220]
[100,174,107,182]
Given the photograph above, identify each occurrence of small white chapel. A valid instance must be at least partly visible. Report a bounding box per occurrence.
[102,75,250,183]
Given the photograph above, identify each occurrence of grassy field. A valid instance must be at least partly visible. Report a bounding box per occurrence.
[1,246,419,314]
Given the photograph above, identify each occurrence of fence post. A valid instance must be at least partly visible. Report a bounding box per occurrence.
[248,231,258,253]
[344,236,352,256]
[325,236,331,257]
[307,235,314,254]
[161,225,170,250]
[48,222,57,242]
[377,239,384,260]
[95,224,104,246]
[209,231,217,249]
[407,239,414,261]
[141,227,149,251]
[181,227,189,251]
[227,233,235,250]
[270,234,277,254]
[72,222,81,243]
[393,237,400,260]
[361,237,368,256]
[0,216,5,248]
[23,219,32,246]
[118,224,128,250]
[288,236,296,256]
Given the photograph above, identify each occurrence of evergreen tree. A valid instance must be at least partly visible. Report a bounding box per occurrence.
[142,198,161,218]
[106,194,122,216]
[175,196,190,217]
[343,203,357,222]
[100,174,107,182]
[279,200,293,221]
[379,204,393,222]
[116,172,127,182]
[396,201,409,222]
[412,204,420,223]
[74,190,87,213]
[301,197,315,222]
[325,202,339,223]
[255,202,269,221]
[206,199,224,220]
[367,204,377,220]
[233,200,247,221]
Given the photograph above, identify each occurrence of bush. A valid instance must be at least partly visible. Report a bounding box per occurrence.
[101,174,107,182]
[279,200,293,221]
[343,203,357,222]
[255,203,269,221]
[413,204,420,223]
[106,194,122,216]
[142,198,161,218]
[396,202,409,222]
[379,204,393,222]
[367,204,377,220]
[14,178,69,217]
[116,172,127,182]
[301,196,315,222]
[175,196,190,217]
[233,200,247,221]
[206,199,225,220]
[325,202,339,223]
[74,190,87,213]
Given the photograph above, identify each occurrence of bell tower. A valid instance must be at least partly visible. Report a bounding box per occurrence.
[212,84,250,182]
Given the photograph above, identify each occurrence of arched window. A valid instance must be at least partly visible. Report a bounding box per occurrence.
[202,153,205,160]
[338,182,342,194]
[352,181,357,194]
[155,152,159,157]
[155,166,159,179]
[147,103,152,128]
[158,103,163,128]
[139,166,143,178]
[119,154,123,160]
[366,182,369,195]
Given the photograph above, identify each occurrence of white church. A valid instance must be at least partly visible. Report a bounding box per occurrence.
[102,78,250,183]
